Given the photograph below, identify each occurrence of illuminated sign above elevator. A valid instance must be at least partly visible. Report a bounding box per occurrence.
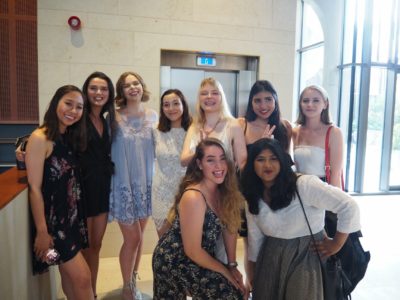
[196,56,216,67]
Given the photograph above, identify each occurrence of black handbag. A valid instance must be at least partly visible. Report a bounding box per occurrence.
[15,134,30,170]
[295,188,369,300]
[323,126,371,296]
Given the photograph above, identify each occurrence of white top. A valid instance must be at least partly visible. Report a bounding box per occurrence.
[151,127,187,229]
[293,145,325,177]
[246,175,361,262]
[189,118,235,161]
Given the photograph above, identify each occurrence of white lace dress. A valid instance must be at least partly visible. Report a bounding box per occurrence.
[151,127,187,230]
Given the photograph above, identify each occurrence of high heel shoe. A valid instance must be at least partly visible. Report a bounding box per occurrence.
[131,271,142,300]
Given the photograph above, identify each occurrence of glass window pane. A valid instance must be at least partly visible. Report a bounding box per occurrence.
[342,0,356,64]
[340,66,361,192]
[299,46,324,92]
[355,0,366,63]
[389,73,400,186]
[302,3,324,47]
[363,67,387,192]
[371,0,394,63]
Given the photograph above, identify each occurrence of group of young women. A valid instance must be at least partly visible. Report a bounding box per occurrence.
[24,70,360,300]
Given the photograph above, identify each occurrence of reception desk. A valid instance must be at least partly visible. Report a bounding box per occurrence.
[0,167,55,300]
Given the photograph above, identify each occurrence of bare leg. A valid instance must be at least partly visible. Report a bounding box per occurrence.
[133,218,148,274]
[59,252,94,300]
[82,213,108,297]
[119,221,142,300]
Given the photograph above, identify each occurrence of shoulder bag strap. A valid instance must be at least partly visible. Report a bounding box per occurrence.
[295,186,324,266]
[324,125,334,184]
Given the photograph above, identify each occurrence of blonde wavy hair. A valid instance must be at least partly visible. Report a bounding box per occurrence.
[193,77,233,128]
[168,138,243,233]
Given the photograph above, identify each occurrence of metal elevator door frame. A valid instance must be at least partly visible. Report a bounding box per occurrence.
[160,66,256,118]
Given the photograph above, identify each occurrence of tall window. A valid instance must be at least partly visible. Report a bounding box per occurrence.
[339,0,400,192]
[296,1,324,95]
[0,0,38,124]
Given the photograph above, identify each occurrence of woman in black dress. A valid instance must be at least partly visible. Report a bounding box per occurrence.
[26,85,93,299]
[80,72,115,298]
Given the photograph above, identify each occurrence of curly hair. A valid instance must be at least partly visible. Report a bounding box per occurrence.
[115,71,150,107]
[296,85,332,125]
[41,85,87,152]
[241,138,297,214]
[158,89,192,132]
[168,138,243,232]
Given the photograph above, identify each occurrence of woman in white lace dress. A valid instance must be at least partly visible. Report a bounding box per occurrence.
[152,89,192,237]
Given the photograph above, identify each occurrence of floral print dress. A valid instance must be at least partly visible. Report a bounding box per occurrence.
[152,189,243,300]
[31,137,88,274]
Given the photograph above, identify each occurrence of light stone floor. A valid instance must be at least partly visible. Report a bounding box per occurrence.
[70,195,400,299]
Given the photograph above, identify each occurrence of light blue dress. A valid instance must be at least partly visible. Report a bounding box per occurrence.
[109,109,156,224]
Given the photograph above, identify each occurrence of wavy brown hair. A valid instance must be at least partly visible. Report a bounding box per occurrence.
[115,71,150,107]
[168,138,243,232]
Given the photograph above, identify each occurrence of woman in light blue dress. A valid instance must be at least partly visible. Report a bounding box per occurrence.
[109,71,157,300]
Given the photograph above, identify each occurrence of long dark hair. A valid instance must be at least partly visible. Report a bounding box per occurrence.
[241,138,297,214]
[244,80,289,151]
[41,85,87,152]
[158,89,192,132]
[82,71,116,139]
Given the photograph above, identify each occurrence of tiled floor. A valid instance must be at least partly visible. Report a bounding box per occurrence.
[90,195,400,299]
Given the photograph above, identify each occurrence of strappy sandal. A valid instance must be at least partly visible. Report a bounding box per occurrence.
[122,281,135,300]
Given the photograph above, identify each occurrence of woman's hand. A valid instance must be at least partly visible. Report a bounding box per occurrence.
[261,124,276,139]
[222,266,247,298]
[34,231,53,261]
[312,232,348,259]
[15,145,26,162]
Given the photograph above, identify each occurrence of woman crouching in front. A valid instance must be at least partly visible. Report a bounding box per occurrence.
[152,138,246,299]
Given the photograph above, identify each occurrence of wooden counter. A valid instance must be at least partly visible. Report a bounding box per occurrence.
[0,167,28,210]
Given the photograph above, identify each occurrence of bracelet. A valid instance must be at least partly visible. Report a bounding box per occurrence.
[227,261,238,268]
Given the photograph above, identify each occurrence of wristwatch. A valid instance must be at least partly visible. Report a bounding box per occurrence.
[227,261,238,268]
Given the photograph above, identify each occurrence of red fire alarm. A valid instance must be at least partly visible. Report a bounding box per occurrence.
[68,16,81,30]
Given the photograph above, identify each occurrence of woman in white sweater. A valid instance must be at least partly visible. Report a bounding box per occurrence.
[241,138,360,300]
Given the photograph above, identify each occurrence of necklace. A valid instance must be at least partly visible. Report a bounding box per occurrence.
[202,118,221,138]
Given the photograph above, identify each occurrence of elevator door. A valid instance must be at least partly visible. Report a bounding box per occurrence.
[169,68,237,116]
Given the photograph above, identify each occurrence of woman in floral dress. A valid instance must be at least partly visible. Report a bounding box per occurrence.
[152,138,246,300]
[26,85,93,299]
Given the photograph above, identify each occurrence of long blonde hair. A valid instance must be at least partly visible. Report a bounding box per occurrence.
[194,78,233,128]
[168,138,243,232]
